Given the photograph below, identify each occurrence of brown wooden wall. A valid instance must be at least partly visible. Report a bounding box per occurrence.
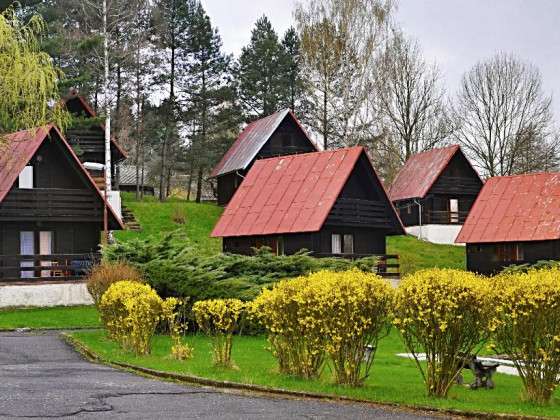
[466,240,560,275]
[217,171,245,206]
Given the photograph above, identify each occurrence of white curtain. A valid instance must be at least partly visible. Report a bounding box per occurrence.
[18,166,34,189]
[331,234,342,254]
[20,231,34,279]
[39,231,53,278]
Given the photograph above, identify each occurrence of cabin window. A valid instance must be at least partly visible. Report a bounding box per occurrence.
[39,231,54,278]
[331,233,354,254]
[277,236,285,255]
[496,243,524,262]
[20,231,34,278]
[449,199,459,223]
[19,165,34,189]
[407,205,412,215]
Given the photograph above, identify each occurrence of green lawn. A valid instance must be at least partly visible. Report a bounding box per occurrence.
[115,193,223,255]
[0,305,99,330]
[115,193,465,273]
[71,330,560,418]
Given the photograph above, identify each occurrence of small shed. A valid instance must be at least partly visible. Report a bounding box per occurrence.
[210,109,317,206]
[211,147,404,258]
[388,145,483,244]
[456,172,560,275]
[118,164,155,196]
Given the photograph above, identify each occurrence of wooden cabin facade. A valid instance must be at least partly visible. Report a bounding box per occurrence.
[64,94,127,190]
[211,109,317,206]
[456,173,560,275]
[0,126,123,281]
[118,164,155,196]
[212,147,404,269]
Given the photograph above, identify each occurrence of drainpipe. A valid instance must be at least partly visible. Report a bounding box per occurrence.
[413,199,423,240]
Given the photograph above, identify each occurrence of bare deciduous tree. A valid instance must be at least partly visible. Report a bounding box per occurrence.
[295,0,395,149]
[452,53,555,177]
[373,33,451,168]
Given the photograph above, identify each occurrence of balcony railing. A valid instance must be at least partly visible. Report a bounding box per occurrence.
[0,253,99,282]
[426,210,469,225]
[326,198,391,228]
[0,188,102,221]
[313,253,400,278]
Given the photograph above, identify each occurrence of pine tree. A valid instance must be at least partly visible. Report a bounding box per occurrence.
[280,26,305,113]
[236,15,285,119]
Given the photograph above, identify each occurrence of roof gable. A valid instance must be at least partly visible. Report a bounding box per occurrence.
[389,145,480,201]
[0,125,124,229]
[456,172,560,244]
[210,109,317,177]
[211,147,404,238]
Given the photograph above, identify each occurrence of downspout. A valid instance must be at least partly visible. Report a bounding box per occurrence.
[413,198,423,240]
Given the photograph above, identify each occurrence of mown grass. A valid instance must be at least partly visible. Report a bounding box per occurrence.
[114,192,223,255]
[0,305,99,330]
[71,329,560,418]
[114,193,465,273]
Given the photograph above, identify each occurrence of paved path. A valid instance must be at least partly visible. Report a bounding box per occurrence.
[0,331,441,419]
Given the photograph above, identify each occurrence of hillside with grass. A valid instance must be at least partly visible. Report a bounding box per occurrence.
[116,193,464,274]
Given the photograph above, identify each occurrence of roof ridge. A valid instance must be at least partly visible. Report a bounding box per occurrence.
[252,146,363,164]
[488,171,560,180]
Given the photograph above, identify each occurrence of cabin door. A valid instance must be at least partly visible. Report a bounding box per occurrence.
[39,231,53,278]
[20,231,34,279]
[449,199,459,223]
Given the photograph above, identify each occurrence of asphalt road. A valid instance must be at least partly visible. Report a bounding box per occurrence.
[0,331,441,419]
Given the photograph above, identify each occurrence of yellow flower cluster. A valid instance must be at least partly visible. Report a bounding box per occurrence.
[491,268,560,404]
[251,269,394,385]
[100,280,164,355]
[192,299,245,367]
[393,269,492,398]
[162,297,193,361]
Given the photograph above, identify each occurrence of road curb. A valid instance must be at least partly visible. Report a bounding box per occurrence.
[62,333,544,420]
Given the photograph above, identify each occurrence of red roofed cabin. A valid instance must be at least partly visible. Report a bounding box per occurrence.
[388,145,483,245]
[64,93,127,190]
[211,109,317,206]
[0,126,123,281]
[212,147,404,266]
[456,173,560,275]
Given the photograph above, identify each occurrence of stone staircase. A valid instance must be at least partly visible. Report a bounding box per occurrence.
[121,206,142,231]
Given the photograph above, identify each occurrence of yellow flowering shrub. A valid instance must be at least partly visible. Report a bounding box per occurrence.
[162,297,193,361]
[491,269,560,404]
[251,270,394,385]
[394,269,492,398]
[99,281,163,355]
[192,299,245,367]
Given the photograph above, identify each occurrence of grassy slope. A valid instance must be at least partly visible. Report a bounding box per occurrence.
[72,330,560,418]
[115,193,465,273]
[0,306,99,329]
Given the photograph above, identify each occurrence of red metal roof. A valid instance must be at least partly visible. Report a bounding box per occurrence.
[210,109,317,177]
[0,125,124,229]
[212,147,403,237]
[456,172,560,244]
[389,145,472,201]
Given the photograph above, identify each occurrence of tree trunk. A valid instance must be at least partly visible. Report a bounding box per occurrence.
[195,166,204,203]
[322,88,328,150]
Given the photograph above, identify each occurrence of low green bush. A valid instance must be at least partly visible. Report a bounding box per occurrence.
[500,260,560,275]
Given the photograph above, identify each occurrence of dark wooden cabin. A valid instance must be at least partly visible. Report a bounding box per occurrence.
[0,125,123,281]
[389,145,483,226]
[211,109,317,206]
[64,93,127,190]
[211,147,404,273]
[456,172,560,275]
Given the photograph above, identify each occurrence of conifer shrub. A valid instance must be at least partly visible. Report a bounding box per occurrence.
[99,281,170,355]
[251,270,394,385]
[192,299,245,367]
[491,269,560,404]
[86,261,144,307]
[393,269,492,398]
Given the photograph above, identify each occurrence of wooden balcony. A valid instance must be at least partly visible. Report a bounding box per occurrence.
[425,210,469,225]
[326,198,391,228]
[0,188,103,222]
[313,254,400,278]
[0,253,99,282]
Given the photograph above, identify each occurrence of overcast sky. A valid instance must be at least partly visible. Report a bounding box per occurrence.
[201,0,560,121]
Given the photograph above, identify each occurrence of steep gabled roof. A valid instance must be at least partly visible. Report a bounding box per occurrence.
[210,109,316,177]
[456,172,560,244]
[63,94,128,161]
[211,147,404,238]
[0,125,124,229]
[119,164,154,187]
[389,145,480,201]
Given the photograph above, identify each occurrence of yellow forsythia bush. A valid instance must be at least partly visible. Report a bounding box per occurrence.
[162,297,193,360]
[192,299,244,367]
[491,269,560,404]
[394,269,492,398]
[99,280,164,355]
[252,270,394,385]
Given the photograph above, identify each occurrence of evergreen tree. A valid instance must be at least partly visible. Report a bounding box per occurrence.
[280,26,305,113]
[236,15,285,119]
